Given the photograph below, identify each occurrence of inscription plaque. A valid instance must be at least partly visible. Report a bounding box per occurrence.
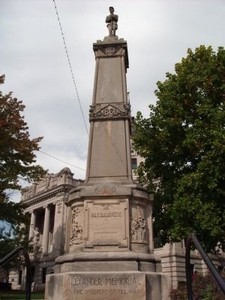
[84,199,128,248]
[63,273,145,300]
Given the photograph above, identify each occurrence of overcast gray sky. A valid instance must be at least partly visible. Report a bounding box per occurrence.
[1,0,225,188]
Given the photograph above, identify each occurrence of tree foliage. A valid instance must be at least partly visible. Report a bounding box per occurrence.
[0,75,45,227]
[170,272,225,300]
[0,222,30,271]
[133,46,225,252]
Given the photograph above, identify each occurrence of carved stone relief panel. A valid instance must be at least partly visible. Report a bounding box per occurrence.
[70,206,84,247]
[131,215,147,242]
[131,204,148,247]
[84,199,129,249]
[89,103,131,121]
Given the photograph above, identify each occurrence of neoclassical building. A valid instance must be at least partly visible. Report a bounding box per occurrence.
[10,168,83,290]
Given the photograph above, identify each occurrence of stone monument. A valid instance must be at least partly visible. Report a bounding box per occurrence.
[45,7,169,300]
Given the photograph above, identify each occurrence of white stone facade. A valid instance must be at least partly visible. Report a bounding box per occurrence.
[154,241,225,289]
[10,168,83,291]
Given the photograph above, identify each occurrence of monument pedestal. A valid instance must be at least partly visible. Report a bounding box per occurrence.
[65,183,154,254]
[45,183,170,299]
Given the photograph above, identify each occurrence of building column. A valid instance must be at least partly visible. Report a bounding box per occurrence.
[52,200,65,255]
[42,205,50,254]
[29,211,36,240]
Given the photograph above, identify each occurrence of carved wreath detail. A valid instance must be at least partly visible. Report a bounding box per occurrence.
[94,45,126,59]
[101,46,121,56]
[89,103,130,121]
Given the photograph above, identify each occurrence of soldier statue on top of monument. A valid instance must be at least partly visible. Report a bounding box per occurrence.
[105,6,118,36]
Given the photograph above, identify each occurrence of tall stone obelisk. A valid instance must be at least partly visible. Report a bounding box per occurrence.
[45,7,169,300]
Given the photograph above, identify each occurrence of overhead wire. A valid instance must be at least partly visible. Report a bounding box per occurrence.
[37,0,88,174]
[52,0,89,134]
[38,150,86,171]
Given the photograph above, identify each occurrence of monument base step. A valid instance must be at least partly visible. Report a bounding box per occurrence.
[45,271,169,300]
[54,251,162,273]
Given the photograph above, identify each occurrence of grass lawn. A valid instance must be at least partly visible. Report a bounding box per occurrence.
[0,291,44,300]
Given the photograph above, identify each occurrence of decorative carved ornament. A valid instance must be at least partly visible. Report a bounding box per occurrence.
[56,202,62,214]
[89,103,130,121]
[70,207,83,246]
[30,227,41,253]
[94,45,124,58]
[70,221,83,246]
[101,46,121,56]
[95,185,117,195]
[72,206,81,218]
[131,215,147,243]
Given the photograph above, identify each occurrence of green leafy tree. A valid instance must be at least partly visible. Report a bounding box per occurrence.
[0,75,45,258]
[0,223,30,272]
[133,46,225,252]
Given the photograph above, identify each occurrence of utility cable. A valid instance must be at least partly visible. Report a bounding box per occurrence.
[38,150,86,171]
[52,0,89,134]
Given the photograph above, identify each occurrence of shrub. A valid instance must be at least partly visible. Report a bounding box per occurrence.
[170,272,225,300]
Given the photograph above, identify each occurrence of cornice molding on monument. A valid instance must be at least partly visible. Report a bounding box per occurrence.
[89,103,131,121]
[93,39,129,68]
[94,45,123,57]
[22,184,74,209]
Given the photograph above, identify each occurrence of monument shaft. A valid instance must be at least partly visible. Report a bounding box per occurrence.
[87,39,131,182]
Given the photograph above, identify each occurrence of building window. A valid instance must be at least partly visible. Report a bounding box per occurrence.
[131,158,137,170]
[42,268,47,284]
[18,270,22,285]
